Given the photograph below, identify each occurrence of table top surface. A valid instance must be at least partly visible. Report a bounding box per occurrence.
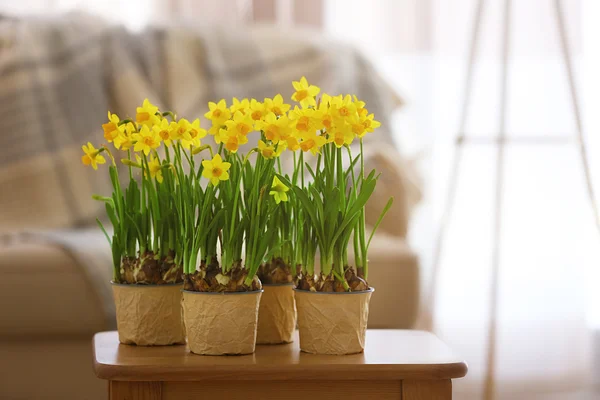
[93,330,467,382]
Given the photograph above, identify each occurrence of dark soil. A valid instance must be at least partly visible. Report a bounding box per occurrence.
[118,251,183,284]
[295,267,369,292]
[257,257,293,284]
[183,259,262,292]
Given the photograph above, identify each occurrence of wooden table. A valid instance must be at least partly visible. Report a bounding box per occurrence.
[93,330,467,400]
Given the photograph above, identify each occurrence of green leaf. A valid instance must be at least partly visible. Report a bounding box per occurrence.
[263,239,288,264]
[324,187,340,243]
[366,197,394,250]
[275,173,293,188]
[92,195,113,203]
[96,218,112,247]
[331,177,377,246]
[126,211,143,243]
[305,162,316,181]
[206,208,226,237]
[105,202,119,230]
[309,186,325,232]
[292,186,325,249]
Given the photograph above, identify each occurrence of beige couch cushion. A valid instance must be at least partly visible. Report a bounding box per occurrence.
[364,146,422,240]
[0,338,106,400]
[0,242,107,337]
[358,235,420,329]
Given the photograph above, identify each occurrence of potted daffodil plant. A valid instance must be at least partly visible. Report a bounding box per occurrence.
[278,77,393,355]
[82,100,189,346]
[178,96,287,355]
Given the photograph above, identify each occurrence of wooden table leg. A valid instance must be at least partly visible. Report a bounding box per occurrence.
[109,381,161,400]
[402,380,452,400]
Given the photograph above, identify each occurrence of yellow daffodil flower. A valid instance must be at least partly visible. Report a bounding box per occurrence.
[189,118,207,139]
[168,121,183,141]
[269,176,289,204]
[264,94,290,117]
[102,111,120,142]
[315,101,335,131]
[330,124,355,147]
[291,76,320,108]
[171,118,193,143]
[353,95,368,117]
[181,118,206,149]
[289,106,315,134]
[220,129,249,153]
[202,154,231,186]
[257,140,284,159]
[230,97,250,116]
[81,142,106,170]
[320,93,333,107]
[327,94,344,106]
[152,118,173,146]
[146,155,164,183]
[133,125,161,155]
[136,98,159,126]
[224,111,253,137]
[284,136,300,151]
[213,126,226,144]
[255,113,292,143]
[360,113,381,135]
[351,121,367,138]
[113,128,134,151]
[249,99,266,122]
[329,95,358,121]
[208,120,225,137]
[224,134,242,153]
[204,99,231,125]
[299,130,326,155]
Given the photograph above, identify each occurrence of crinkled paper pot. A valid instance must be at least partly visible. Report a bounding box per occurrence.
[111,282,186,346]
[182,290,262,355]
[294,288,374,355]
[256,284,296,344]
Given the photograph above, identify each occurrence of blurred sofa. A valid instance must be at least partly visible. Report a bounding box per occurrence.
[0,13,420,400]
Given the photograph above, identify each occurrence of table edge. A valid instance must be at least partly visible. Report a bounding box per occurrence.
[94,360,468,381]
[93,332,468,382]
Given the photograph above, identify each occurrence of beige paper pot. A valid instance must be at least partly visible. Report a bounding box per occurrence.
[294,288,374,355]
[111,282,186,346]
[182,290,262,355]
[256,284,296,344]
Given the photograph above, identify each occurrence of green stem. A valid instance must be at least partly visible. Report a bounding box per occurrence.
[359,139,367,278]
[127,150,133,180]
[140,156,147,254]
[300,151,304,190]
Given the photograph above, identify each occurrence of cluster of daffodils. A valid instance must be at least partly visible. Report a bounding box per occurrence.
[83,77,391,291]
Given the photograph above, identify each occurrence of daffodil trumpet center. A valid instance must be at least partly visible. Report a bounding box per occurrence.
[295,89,308,101]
